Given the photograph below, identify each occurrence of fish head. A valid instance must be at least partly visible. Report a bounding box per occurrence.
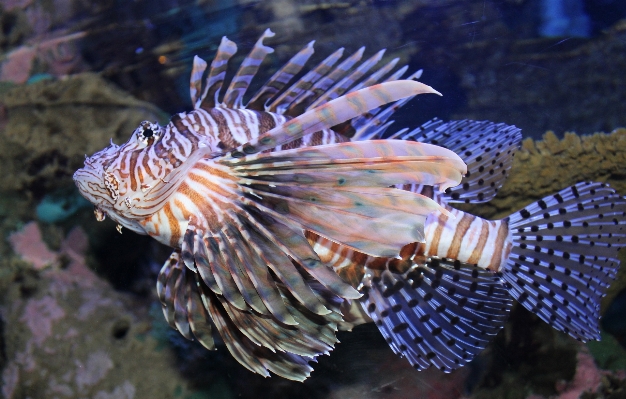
[74,119,204,231]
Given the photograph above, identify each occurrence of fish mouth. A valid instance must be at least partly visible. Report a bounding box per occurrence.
[73,168,111,207]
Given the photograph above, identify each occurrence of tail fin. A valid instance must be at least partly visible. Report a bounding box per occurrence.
[501,182,626,341]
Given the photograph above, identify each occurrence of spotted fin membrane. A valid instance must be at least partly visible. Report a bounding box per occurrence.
[502,182,626,341]
[360,257,513,372]
[389,118,522,204]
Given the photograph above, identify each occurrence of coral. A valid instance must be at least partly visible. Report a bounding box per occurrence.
[554,349,603,399]
[0,46,37,84]
[8,221,58,270]
[524,346,626,399]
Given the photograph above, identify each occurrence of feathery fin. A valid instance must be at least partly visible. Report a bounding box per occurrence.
[362,257,512,372]
[502,182,626,341]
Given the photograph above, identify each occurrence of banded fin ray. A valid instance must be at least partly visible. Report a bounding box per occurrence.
[350,68,421,141]
[222,29,275,109]
[157,250,345,381]
[286,47,365,115]
[361,257,512,372]
[221,140,466,257]
[308,48,386,109]
[198,36,238,109]
[247,41,316,111]
[225,79,442,159]
[156,252,216,350]
[189,56,208,108]
[268,47,345,114]
[502,182,626,341]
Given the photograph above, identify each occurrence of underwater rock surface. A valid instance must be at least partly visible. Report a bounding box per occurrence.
[0,73,165,198]
[1,224,191,399]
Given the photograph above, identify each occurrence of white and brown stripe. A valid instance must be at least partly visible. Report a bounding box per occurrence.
[423,207,512,272]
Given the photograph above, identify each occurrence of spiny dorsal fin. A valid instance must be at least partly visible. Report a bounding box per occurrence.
[286,47,365,115]
[308,48,386,110]
[267,47,345,114]
[247,40,316,111]
[228,80,441,157]
[222,29,275,109]
[189,56,207,107]
[198,36,237,109]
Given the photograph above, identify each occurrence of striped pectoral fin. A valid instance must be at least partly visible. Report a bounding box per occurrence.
[247,185,441,257]
[226,80,442,157]
[156,251,215,350]
[218,139,466,258]
[199,269,343,381]
[160,234,345,380]
[361,258,512,372]
[396,119,522,203]
[502,182,626,341]
[239,205,361,301]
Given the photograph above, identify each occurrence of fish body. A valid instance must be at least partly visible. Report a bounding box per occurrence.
[74,30,468,380]
[74,29,625,380]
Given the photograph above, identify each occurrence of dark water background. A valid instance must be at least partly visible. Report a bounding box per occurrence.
[1,1,626,398]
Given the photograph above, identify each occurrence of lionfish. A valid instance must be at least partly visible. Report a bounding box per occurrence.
[73,30,625,381]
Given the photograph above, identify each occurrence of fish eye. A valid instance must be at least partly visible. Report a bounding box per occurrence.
[135,121,162,146]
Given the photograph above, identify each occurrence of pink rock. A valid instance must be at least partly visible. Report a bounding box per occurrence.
[19,296,65,346]
[8,222,58,270]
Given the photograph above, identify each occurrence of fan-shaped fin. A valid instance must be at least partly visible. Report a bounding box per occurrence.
[157,250,344,381]
[502,182,626,341]
[361,257,512,372]
[395,119,522,204]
